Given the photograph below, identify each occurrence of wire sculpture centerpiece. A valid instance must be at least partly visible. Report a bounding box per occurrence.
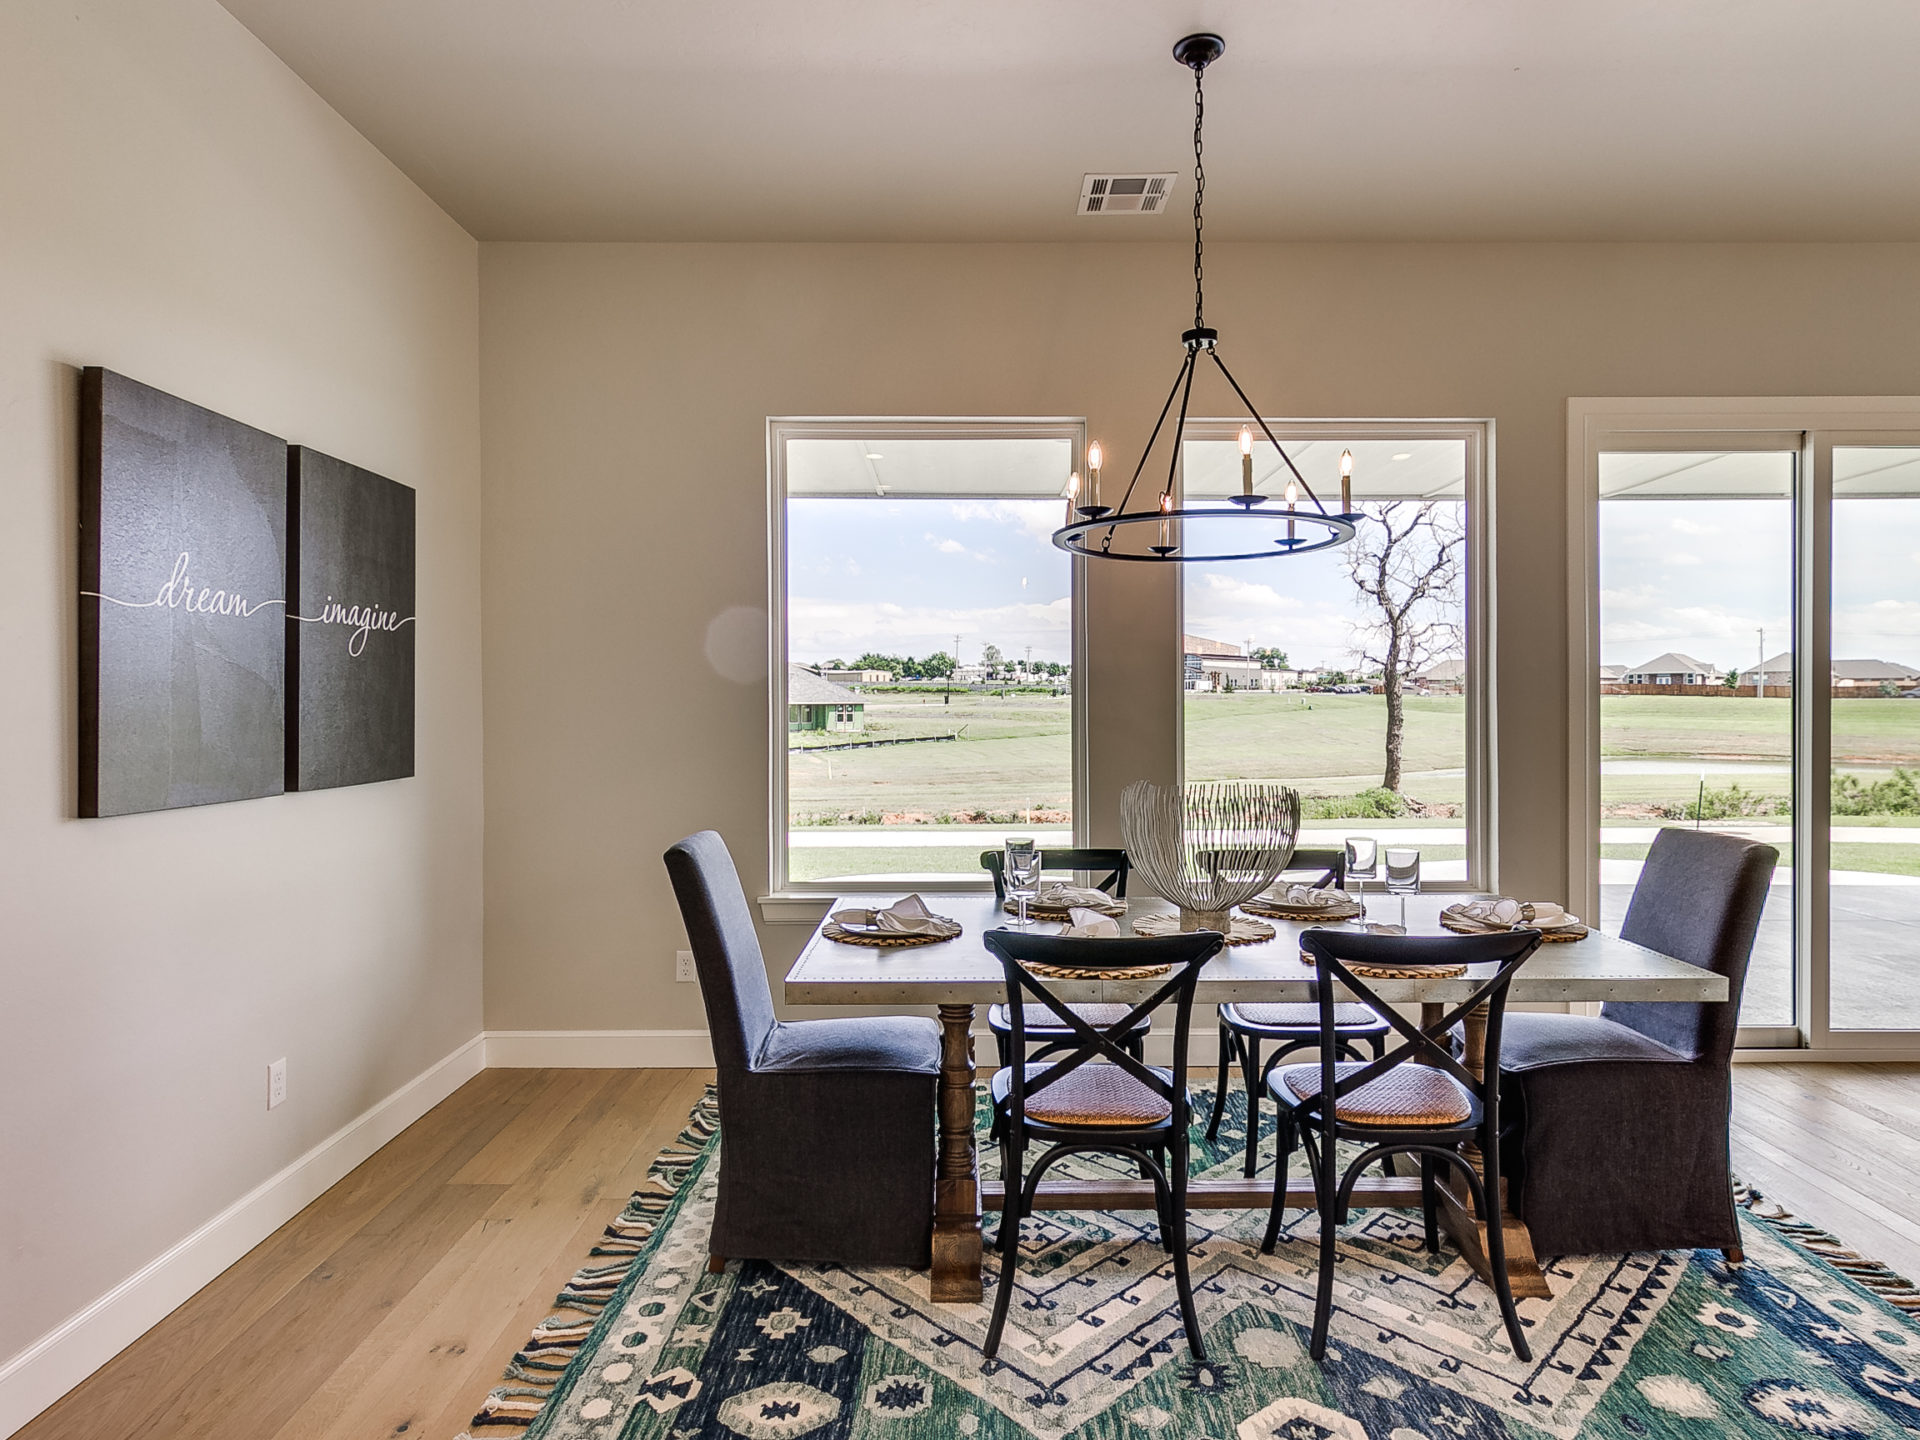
[1120,780,1301,933]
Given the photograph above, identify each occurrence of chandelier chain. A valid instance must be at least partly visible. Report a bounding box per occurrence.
[1192,64,1206,332]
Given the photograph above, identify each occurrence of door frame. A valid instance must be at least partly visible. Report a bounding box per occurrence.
[1567,398,1920,1059]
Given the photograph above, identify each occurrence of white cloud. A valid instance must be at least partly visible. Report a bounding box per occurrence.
[930,536,968,554]
[948,500,1060,544]
[1671,517,1720,536]
[1667,552,1703,566]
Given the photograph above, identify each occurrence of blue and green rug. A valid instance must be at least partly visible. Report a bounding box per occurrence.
[462,1086,1920,1439]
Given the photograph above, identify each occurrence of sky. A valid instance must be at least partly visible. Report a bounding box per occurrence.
[789,492,1920,676]
[1599,498,1920,672]
[787,498,1071,665]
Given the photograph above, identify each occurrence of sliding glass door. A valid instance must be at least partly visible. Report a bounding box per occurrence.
[1596,447,1797,1034]
[1826,444,1920,1035]
[1575,405,1920,1054]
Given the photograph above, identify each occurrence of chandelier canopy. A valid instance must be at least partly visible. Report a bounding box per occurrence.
[1053,33,1360,564]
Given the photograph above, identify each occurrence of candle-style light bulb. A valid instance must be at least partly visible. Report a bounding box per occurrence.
[1066,470,1080,525]
[1339,449,1354,513]
[1285,479,1298,542]
[1238,425,1254,496]
[1088,440,1104,507]
[1159,490,1173,549]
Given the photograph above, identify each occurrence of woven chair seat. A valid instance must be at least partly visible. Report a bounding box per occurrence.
[989,1002,1148,1034]
[1278,1062,1473,1127]
[1224,1002,1387,1031]
[993,1062,1174,1127]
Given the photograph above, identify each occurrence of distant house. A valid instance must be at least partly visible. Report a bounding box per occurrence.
[1415,658,1466,692]
[1736,653,1920,691]
[1623,652,1718,687]
[814,667,891,686]
[1599,664,1627,684]
[788,666,864,733]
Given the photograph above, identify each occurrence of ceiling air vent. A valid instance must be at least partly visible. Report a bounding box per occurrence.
[1078,173,1177,216]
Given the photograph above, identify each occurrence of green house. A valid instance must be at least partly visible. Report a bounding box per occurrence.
[788,666,864,734]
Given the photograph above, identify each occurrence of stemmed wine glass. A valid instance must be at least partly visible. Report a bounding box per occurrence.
[1004,837,1041,928]
[1343,837,1378,924]
[1383,846,1422,929]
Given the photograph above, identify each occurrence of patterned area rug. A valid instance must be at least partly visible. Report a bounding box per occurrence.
[461,1086,1920,1439]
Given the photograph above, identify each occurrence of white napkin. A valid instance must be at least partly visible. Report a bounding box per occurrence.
[830,894,962,937]
[1443,898,1581,932]
[1269,883,1349,909]
[1028,882,1126,915]
[1060,907,1121,939]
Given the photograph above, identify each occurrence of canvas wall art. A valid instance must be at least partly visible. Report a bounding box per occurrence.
[79,368,289,817]
[286,447,416,790]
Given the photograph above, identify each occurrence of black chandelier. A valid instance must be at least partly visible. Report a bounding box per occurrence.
[1053,33,1360,564]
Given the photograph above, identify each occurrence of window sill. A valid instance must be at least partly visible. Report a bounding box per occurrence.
[760,883,993,925]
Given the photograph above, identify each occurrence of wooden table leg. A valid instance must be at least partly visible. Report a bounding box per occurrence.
[930,1003,983,1302]
[1431,1000,1552,1300]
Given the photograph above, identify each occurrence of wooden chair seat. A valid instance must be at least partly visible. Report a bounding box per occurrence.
[992,1062,1174,1127]
[1225,1001,1387,1031]
[1278,1061,1473,1127]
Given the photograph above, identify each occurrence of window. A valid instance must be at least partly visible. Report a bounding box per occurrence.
[1571,401,1920,1054]
[770,421,1081,894]
[1178,423,1489,888]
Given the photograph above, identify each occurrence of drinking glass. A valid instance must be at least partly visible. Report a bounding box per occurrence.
[1343,837,1378,923]
[1383,846,1422,928]
[1004,837,1041,927]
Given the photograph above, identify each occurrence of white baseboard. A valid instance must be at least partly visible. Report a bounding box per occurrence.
[0,1033,486,1440]
[483,1029,716,1067]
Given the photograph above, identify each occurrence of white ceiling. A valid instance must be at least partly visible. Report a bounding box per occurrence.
[218,0,1920,242]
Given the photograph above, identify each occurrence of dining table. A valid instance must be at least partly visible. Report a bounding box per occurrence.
[783,889,1726,1304]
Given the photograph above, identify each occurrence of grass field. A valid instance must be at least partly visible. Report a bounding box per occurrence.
[787,690,1919,880]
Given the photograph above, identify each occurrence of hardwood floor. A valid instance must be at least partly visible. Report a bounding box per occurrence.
[1730,1062,1920,1283]
[16,1067,713,1440]
[16,1062,1920,1440]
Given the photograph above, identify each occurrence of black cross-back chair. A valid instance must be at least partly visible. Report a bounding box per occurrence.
[979,849,1146,1075]
[1204,849,1391,1171]
[980,928,1225,1363]
[1260,927,1542,1363]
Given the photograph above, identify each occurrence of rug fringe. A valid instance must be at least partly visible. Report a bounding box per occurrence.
[464,1085,721,1432]
[1735,1178,1920,1311]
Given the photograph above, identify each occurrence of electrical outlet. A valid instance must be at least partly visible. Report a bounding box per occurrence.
[268,1057,287,1110]
[675,950,696,983]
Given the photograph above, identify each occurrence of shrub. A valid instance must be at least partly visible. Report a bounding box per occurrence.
[1662,781,1788,822]
[1302,788,1407,821]
[1833,767,1920,816]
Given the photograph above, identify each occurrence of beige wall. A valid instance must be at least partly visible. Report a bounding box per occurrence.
[0,0,482,1379]
[480,239,1920,1031]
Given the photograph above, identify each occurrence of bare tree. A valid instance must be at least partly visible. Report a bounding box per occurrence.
[1345,502,1464,793]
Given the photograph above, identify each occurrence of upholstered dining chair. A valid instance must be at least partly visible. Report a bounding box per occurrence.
[1204,848,1390,1173]
[978,848,1147,1073]
[1262,927,1542,1363]
[665,831,940,1268]
[980,927,1225,1362]
[1497,827,1777,1257]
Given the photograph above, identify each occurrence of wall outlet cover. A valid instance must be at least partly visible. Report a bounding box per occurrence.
[675,950,695,983]
[268,1057,287,1109]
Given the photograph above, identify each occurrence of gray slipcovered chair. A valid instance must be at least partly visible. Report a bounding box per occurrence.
[1498,827,1778,1257]
[665,831,940,1268]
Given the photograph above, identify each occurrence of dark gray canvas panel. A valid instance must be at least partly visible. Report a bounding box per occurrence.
[286,447,416,790]
[79,368,288,817]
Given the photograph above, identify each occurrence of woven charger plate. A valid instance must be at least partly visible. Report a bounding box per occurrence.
[1243,894,1362,922]
[1129,911,1277,946]
[1021,959,1174,980]
[1439,915,1589,942]
[821,923,959,949]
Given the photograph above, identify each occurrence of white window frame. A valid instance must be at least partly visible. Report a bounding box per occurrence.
[1174,418,1495,892]
[1567,396,1920,1060]
[764,417,1087,912]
